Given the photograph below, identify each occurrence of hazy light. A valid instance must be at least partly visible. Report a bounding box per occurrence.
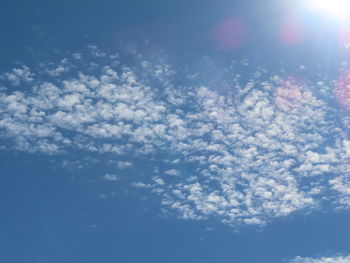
[335,72,350,109]
[213,18,248,51]
[309,0,350,18]
[279,17,304,45]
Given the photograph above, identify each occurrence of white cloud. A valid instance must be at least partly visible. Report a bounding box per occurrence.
[164,169,180,176]
[0,45,349,227]
[87,44,106,57]
[117,161,133,169]
[103,174,119,181]
[291,255,350,263]
[0,66,34,86]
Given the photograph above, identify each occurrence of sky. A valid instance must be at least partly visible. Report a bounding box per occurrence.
[1,0,350,262]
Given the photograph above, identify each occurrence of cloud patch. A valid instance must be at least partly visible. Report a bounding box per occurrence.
[291,255,350,263]
[0,46,350,227]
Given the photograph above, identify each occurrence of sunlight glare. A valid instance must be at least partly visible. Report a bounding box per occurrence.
[309,0,350,18]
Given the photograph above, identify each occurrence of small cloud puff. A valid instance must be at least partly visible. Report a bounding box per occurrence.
[103,174,119,181]
[117,161,133,169]
[0,66,34,86]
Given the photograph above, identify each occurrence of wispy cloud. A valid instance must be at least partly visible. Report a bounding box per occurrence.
[291,255,350,263]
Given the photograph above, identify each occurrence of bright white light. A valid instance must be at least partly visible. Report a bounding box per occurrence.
[309,0,350,18]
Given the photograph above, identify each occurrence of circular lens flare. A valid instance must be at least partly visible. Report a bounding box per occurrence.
[309,0,350,18]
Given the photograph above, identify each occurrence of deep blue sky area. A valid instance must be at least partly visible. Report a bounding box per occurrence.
[2,154,350,263]
[1,1,350,263]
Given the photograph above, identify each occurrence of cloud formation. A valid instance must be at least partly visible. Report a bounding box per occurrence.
[291,255,350,263]
[0,46,350,227]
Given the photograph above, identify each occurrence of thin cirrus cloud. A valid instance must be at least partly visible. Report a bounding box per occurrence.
[0,45,350,227]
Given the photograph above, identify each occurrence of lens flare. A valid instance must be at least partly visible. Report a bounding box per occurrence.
[213,18,248,51]
[279,17,304,46]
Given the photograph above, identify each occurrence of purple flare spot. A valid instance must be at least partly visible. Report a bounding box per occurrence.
[213,18,248,51]
[279,18,304,46]
[335,72,350,109]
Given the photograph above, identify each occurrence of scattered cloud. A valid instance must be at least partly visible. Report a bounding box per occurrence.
[0,66,34,86]
[117,161,133,169]
[103,174,119,181]
[0,46,350,227]
[291,255,350,263]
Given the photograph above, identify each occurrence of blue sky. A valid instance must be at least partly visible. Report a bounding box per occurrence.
[1,0,350,263]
